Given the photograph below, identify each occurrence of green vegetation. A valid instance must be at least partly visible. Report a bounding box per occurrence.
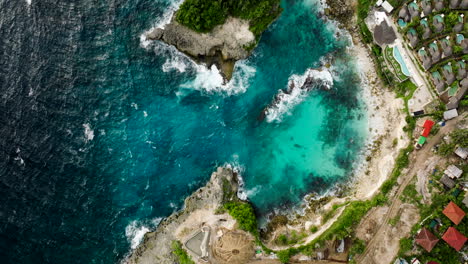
[381,144,414,195]
[224,201,258,236]
[310,225,318,233]
[357,0,375,43]
[437,128,468,156]
[275,230,307,246]
[176,0,282,36]
[171,240,195,264]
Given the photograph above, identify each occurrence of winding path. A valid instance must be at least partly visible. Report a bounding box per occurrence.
[355,116,461,264]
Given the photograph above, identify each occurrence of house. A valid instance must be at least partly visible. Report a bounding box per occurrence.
[399,5,411,22]
[445,165,463,178]
[419,48,432,70]
[421,119,434,137]
[446,81,468,109]
[462,39,468,54]
[442,227,467,251]
[421,0,433,15]
[442,64,455,85]
[442,201,465,225]
[376,0,383,6]
[440,175,456,189]
[429,42,441,63]
[455,147,468,159]
[434,0,445,11]
[450,0,461,8]
[457,61,466,80]
[441,38,453,57]
[421,19,432,39]
[410,258,421,264]
[454,14,464,33]
[382,1,394,13]
[444,109,459,120]
[408,2,420,20]
[407,28,419,47]
[415,227,439,252]
[433,15,445,33]
[431,71,445,93]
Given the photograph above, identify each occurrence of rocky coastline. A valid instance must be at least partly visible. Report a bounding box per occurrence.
[124,167,242,264]
[146,16,256,81]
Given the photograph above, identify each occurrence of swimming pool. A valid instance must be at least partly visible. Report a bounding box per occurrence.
[398,19,407,28]
[393,46,411,76]
[457,34,465,44]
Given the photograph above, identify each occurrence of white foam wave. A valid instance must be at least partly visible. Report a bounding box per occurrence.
[139,0,183,49]
[83,123,95,142]
[265,68,333,122]
[180,61,256,96]
[26,0,31,6]
[125,218,162,249]
[223,156,258,200]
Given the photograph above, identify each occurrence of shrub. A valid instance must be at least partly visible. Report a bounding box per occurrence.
[310,225,318,233]
[224,201,258,236]
[171,240,195,264]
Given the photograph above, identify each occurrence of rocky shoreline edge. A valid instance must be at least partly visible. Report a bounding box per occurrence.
[126,0,411,262]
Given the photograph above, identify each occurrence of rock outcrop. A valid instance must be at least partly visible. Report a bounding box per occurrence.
[125,167,239,264]
[147,17,256,81]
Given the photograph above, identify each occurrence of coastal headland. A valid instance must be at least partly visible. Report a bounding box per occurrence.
[126,0,414,263]
[146,0,282,80]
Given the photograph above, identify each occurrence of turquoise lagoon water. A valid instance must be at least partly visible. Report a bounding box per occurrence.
[0,0,368,263]
[393,46,411,76]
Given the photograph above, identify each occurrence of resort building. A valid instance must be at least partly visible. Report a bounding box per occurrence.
[419,48,432,70]
[399,5,411,22]
[442,201,465,225]
[421,0,432,16]
[421,19,432,39]
[433,15,445,33]
[434,0,445,12]
[453,14,464,33]
[450,0,461,9]
[407,28,419,48]
[442,227,467,251]
[440,38,453,58]
[442,64,455,85]
[431,71,445,93]
[429,42,441,64]
[456,61,466,80]
[408,2,420,20]
[415,228,439,252]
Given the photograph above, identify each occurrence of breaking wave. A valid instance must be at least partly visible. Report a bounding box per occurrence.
[125,218,162,249]
[265,67,333,122]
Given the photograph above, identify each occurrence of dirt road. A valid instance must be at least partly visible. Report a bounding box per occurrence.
[355,116,461,264]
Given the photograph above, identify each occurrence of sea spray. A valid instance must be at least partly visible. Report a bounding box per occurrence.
[265,67,333,122]
[125,218,162,250]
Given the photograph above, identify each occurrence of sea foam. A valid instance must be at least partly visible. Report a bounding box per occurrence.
[265,67,333,122]
[83,123,95,142]
[125,218,162,249]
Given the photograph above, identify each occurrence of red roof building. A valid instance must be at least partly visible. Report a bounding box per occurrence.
[442,227,467,251]
[421,120,434,137]
[442,201,465,225]
[415,228,439,252]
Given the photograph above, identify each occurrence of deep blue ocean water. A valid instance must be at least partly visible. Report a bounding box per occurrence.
[0,0,367,263]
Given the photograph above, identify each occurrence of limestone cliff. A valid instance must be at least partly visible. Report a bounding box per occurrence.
[147,17,256,81]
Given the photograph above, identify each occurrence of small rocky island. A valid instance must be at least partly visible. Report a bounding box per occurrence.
[146,0,282,80]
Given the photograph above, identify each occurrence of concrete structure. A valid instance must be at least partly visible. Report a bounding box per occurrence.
[184,227,210,261]
[382,1,394,13]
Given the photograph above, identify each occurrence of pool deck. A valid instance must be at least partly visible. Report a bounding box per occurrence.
[369,10,435,113]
